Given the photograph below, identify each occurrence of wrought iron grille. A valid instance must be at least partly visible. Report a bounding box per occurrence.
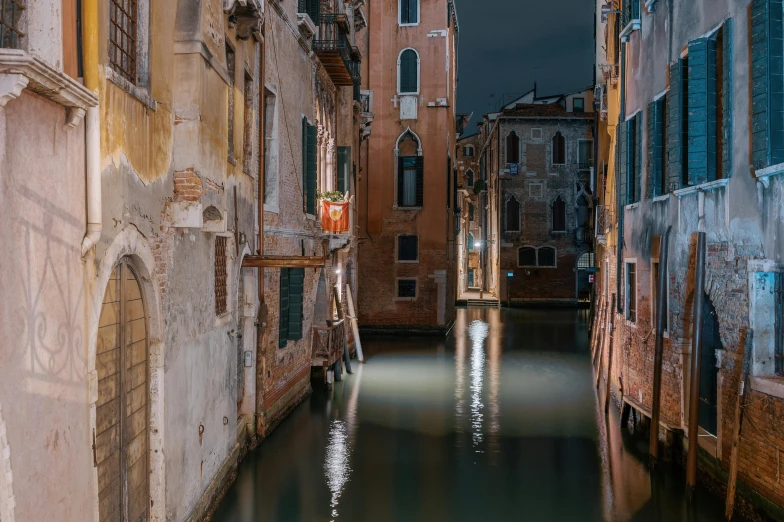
[595,205,612,234]
[0,0,25,49]
[109,0,138,83]
[621,0,639,30]
[215,236,228,315]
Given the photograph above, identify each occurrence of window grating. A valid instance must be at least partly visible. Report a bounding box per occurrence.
[1,0,25,49]
[397,279,416,298]
[215,236,228,315]
[109,0,138,83]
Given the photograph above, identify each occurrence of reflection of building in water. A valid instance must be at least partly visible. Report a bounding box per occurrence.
[454,311,468,437]
[486,310,502,460]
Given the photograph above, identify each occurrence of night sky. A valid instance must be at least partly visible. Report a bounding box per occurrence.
[455,0,595,135]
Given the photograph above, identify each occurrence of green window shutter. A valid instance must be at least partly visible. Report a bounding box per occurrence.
[400,50,417,93]
[415,156,424,207]
[306,123,317,215]
[721,20,733,178]
[686,37,717,186]
[635,114,643,202]
[751,0,784,169]
[287,268,304,341]
[397,157,405,206]
[306,0,320,26]
[647,102,656,198]
[679,58,690,186]
[618,119,628,208]
[667,62,681,191]
[279,269,290,348]
[337,146,350,194]
[625,117,635,204]
[652,97,666,196]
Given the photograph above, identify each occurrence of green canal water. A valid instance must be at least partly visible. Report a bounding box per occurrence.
[212,308,740,522]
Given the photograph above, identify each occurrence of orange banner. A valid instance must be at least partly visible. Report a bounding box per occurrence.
[321,200,349,233]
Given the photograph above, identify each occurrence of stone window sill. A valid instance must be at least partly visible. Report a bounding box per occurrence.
[625,202,640,210]
[0,49,98,126]
[750,376,784,400]
[673,178,729,197]
[755,162,784,188]
[395,297,417,302]
[620,20,641,42]
[652,194,670,203]
[106,67,157,111]
[393,206,423,211]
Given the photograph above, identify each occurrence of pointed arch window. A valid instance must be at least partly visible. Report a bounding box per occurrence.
[505,196,520,232]
[398,49,419,94]
[552,196,566,232]
[466,169,474,187]
[552,131,566,165]
[506,131,520,164]
[396,129,423,207]
[399,0,419,25]
[468,233,475,251]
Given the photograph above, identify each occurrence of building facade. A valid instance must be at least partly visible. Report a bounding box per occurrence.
[594,0,784,516]
[476,89,595,306]
[357,0,458,333]
[0,0,365,520]
[455,133,484,299]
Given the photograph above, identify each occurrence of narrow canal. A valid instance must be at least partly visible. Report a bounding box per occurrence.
[212,308,737,522]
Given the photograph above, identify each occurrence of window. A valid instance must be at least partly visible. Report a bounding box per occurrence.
[573,98,585,113]
[623,114,641,203]
[397,235,418,262]
[518,246,557,267]
[577,252,595,268]
[264,89,278,206]
[397,279,417,299]
[337,146,351,194]
[552,196,566,232]
[552,132,566,165]
[109,0,138,82]
[625,262,637,323]
[398,49,419,94]
[298,0,320,25]
[518,247,536,267]
[652,260,669,332]
[532,128,542,140]
[279,268,305,348]
[751,4,784,170]
[226,43,236,163]
[302,118,317,215]
[399,0,419,25]
[468,233,475,251]
[397,156,423,207]
[505,196,520,232]
[63,0,81,77]
[538,247,556,267]
[215,236,228,315]
[506,132,520,164]
[0,0,24,49]
[243,71,254,174]
[468,203,475,222]
[647,96,667,197]
[466,169,474,187]
[578,140,593,170]
[463,146,475,157]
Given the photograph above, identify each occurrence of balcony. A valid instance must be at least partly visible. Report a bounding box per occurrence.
[313,14,357,86]
[620,0,641,41]
[595,205,612,245]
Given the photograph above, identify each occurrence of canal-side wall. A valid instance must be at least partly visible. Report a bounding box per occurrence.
[594,0,784,517]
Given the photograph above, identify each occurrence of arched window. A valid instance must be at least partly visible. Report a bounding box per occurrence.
[398,49,419,94]
[577,252,595,268]
[466,169,474,186]
[468,203,475,222]
[505,196,520,232]
[506,131,520,164]
[399,0,419,25]
[552,131,566,165]
[552,195,566,232]
[538,247,556,267]
[396,130,423,207]
[468,233,475,251]
[518,247,536,267]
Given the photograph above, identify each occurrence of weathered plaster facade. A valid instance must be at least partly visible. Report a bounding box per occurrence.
[594,0,784,517]
[357,0,458,332]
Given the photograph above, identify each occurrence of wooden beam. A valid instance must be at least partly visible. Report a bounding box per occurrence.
[725,328,754,521]
[242,255,326,268]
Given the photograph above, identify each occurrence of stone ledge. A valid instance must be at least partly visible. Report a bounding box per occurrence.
[672,177,729,197]
[755,162,784,188]
[750,376,784,400]
[0,49,98,123]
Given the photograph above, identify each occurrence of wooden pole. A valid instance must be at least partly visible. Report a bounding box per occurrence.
[333,286,352,374]
[725,329,754,521]
[590,294,604,361]
[243,255,326,268]
[604,294,617,412]
[686,232,707,493]
[594,300,607,388]
[346,284,364,363]
[650,227,672,467]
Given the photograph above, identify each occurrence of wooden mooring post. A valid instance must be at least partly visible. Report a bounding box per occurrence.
[346,284,364,363]
[725,329,754,521]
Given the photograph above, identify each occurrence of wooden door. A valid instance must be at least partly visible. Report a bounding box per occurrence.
[96,261,150,522]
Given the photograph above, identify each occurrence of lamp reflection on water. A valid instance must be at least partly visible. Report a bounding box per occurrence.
[468,320,489,451]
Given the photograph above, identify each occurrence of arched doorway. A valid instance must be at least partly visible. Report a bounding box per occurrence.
[699,294,720,435]
[96,260,150,522]
[576,252,594,302]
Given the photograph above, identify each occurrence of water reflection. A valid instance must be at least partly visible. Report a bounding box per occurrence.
[212,308,746,522]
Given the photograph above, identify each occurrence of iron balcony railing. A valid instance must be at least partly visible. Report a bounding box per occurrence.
[312,13,358,87]
[621,0,640,29]
[595,205,612,235]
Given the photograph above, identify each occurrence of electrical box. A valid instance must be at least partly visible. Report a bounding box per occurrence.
[244,351,253,367]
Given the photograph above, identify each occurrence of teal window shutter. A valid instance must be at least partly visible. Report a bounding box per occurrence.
[337,146,350,194]
[686,37,718,186]
[306,0,320,25]
[287,268,304,341]
[306,123,317,215]
[751,0,784,169]
[635,114,643,201]
[399,50,418,93]
[667,62,681,191]
[618,119,628,208]
[647,102,656,198]
[279,269,290,348]
[626,117,635,204]
[679,58,690,186]
[721,20,733,178]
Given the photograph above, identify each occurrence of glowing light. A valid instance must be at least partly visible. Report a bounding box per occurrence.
[468,320,489,451]
[324,420,350,521]
[336,268,342,274]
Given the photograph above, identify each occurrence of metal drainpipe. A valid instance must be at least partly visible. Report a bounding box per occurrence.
[80,0,101,256]
[649,226,671,466]
[686,231,707,492]
[255,19,267,434]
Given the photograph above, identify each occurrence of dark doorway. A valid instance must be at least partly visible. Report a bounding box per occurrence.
[699,294,720,435]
